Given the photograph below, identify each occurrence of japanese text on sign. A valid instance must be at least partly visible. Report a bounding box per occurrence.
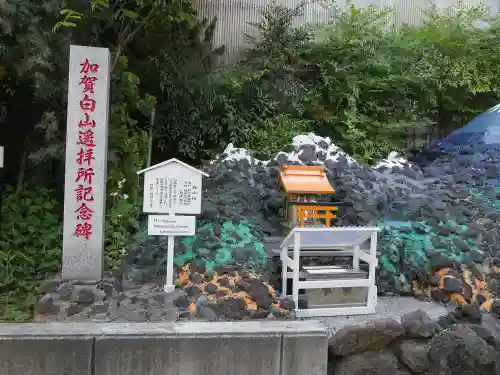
[141,165,203,214]
[145,177,199,210]
[73,58,100,240]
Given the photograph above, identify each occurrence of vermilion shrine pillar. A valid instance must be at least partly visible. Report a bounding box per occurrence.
[62,45,110,280]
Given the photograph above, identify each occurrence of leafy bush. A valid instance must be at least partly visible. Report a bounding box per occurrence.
[300,5,421,162]
[393,5,500,139]
[0,187,62,321]
[105,57,154,271]
[151,2,500,163]
[225,2,500,162]
[0,57,153,320]
[239,115,312,159]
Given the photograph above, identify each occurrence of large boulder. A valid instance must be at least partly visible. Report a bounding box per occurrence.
[328,312,500,375]
[401,309,438,338]
[332,350,412,375]
[396,340,430,374]
[328,318,405,356]
[427,324,500,375]
[467,312,500,351]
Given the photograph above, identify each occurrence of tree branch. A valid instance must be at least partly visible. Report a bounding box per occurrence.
[110,5,159,72]
[124,5,158,45]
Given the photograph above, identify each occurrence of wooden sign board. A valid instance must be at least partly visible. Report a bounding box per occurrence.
[137,158,208,215]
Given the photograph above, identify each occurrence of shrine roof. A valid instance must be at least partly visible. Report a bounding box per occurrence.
[278,165,335,195]
[137,158,209,177]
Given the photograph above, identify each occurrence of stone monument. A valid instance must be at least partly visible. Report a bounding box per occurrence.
[62,45,110,280]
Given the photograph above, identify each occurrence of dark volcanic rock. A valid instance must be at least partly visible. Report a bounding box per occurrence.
[147,134,500,311]
[454,304,483,324]
[298,144,318,162]
[329,313,500,375]
[35,294,61,316]
[396,340,430,374]
[214,297,248,320]
[333,350,412,375]
[468,313,500,351]
[427,324,500,375]
[401,309,437,338]
[443,277,463,294]
[247,280,273,309]
[329,318,405,356]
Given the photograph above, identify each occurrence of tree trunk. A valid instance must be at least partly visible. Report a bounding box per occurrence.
[15,137,29,194]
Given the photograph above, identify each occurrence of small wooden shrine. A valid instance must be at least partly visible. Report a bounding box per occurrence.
[277,165,339,228]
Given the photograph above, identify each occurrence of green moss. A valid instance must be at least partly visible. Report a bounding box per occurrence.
[171,220,269,272]
[379,187,492,284]
[164,186,499,283]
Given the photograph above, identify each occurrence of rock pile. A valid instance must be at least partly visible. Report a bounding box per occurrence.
[36,131,500,321]
[173,263,294,320]
[35,267,295,322]
[35,278,182,322]
[205,133,500,313]
[122,132,500,319]
[328,308,500,375]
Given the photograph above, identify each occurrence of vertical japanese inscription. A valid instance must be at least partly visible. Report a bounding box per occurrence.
[63,45,110,280]
[74,58,99,240]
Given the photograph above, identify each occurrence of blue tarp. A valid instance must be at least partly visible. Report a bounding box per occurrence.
[434,103,500,184]
[436,103,500,150]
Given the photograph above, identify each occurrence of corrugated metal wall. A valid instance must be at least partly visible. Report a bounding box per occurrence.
[395,0,498,24]
[193,0,499,63]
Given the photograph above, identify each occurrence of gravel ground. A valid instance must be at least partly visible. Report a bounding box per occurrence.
[308,297,448,337]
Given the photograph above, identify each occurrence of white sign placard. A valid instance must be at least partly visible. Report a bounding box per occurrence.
[140,160,204,214]
[148,215,196,236]
[0,146,3,168]
[62,45,110,281]
[138,158,207,292]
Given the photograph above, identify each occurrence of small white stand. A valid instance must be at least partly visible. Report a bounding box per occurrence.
[165,213,176,293]
[280,226,380,317]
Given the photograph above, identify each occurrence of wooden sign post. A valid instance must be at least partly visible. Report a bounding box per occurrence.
[62,45,111,281]
[137,158,208,292]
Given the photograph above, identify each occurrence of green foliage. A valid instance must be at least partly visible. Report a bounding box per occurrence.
[393,4,500,138]
[229,2,500,162]
[152,5,311,161]
[0,187,62,321]
[105,56,155,271]
[56,0,198,30]
[156,1,494,163]
[301,5,419,161]
[54,0,198,71]
[239,115,311,159]
[0,58,153,320]
[150,17,232,159]
[0,0,56,82]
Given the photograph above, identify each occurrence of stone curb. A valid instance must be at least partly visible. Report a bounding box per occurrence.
[0,321,328,375]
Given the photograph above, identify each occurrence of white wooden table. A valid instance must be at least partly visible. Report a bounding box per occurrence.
[280,226,380,317]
